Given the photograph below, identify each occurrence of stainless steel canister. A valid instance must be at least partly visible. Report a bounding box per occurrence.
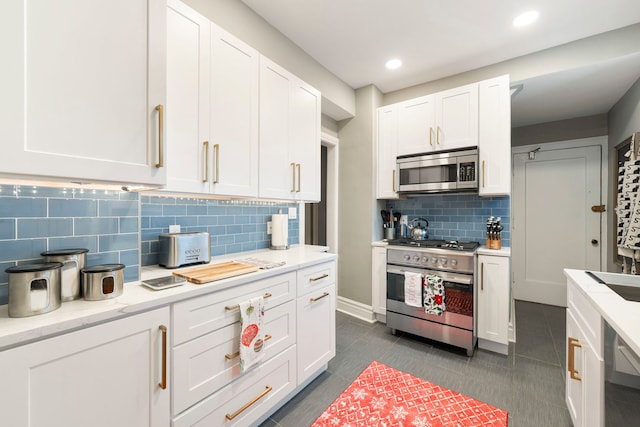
[81,264,125,301]
[6,262,63,317]
[41,248,88,301]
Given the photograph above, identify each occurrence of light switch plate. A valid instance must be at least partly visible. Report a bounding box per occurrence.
[169,225,181,233]
[267,221,272,234]
[288,207,297,219]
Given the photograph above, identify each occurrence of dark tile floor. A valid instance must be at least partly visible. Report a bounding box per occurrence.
[260,300,640,427]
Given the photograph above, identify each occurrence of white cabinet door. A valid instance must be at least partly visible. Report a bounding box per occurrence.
[0,0,166,185]
[209,24,260,197]
[0,307,170,427]
[477,254,510,353]
[372,246,387,316]
[376,105,400,199]
[297,283,336,384]
[259,58,295,200]
[434,83,478,151]
[166,0,210,193]
[259,57,321,201]
[397,95,436,156]
[290,79,321,201]
[479,75,511,196]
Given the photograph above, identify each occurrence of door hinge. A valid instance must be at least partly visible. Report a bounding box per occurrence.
[591,205,605,213]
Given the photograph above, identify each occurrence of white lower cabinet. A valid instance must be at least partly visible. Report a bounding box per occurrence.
[566,278,604,427]
[477,253,510,354]
[0,307,170,427]
[172,345,297,427]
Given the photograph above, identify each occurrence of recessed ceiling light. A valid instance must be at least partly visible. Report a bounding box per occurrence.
[513,10,539,27]
[385,59,402,70]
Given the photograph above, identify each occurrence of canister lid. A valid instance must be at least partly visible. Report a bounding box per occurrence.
[5,262,64,273]
[41,248,89,256]
[81,264,125,273]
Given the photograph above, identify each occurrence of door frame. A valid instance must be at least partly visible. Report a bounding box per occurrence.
[512,136,609,275]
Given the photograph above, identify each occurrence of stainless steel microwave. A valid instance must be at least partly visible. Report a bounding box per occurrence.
[396,147,478,194]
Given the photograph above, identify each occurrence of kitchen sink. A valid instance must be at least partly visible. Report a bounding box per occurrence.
[586,271,640,302]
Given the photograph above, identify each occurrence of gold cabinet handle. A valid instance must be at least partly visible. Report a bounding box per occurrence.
[225,385,273,420]
[213,143,220,184]
[436,126,441,145]
[392,169,395,192]
[309,273,329,282]
[296,163,301,192]
[568,337,582,381]
[202,141,209,183]
[290,162,296,192]
[225,334,272,360]
[480,263,484,291]
[482,160,485,188]
[310,292,330,302]
[429,127,433,146]
[159,325,167,390]
[155,105,164,168]
[225,293,272,311]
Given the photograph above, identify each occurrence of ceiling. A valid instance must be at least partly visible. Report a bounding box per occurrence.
[241,0,640,127]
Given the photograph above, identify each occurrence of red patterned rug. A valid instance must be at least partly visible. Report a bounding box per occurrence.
[312,361,508,427]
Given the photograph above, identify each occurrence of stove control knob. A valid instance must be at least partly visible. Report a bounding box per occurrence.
[440,258,448,265]
[451,259,458,267]
[421,256,429,263]
[430,257,438,264]
[403,254,411,261]
[413,255,420,262]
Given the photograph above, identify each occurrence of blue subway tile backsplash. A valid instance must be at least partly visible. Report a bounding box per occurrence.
[0,185,140,305]
[386,194,511,246]
[140,195,299,266]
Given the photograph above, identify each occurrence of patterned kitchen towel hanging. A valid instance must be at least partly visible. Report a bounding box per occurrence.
[423,274,445,316]
[238,296,265,372]
[403,271,423,307]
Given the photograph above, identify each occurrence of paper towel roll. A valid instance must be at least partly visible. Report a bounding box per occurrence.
[271,214,289,250]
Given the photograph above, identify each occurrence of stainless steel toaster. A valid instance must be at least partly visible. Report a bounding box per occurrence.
[158,232,210,268]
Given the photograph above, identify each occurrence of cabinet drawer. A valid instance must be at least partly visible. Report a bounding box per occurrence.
[172,345,297,427]
[567,280,602,357]
[172,300,296,415]
[297,261,335,296]
[173,271,295,345]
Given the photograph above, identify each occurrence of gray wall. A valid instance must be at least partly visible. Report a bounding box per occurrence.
[337,85,383,306]
[607,76,640,272]
[512,114,608,147]
[182,0,355,120]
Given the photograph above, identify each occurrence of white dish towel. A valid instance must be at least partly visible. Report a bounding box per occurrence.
[404,271,423,307]
[238,296,266,372]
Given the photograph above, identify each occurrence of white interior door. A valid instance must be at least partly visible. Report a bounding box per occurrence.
[513,144,602,306]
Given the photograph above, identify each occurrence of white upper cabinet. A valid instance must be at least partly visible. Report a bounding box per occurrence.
[166,1,259,197]
[396,83,478,156]
[259,57,321,202]
[479,75,511,196]
[376,105,400,199]
[0,0,166,185]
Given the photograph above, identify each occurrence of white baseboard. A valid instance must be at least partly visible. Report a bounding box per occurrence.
[336,296,376,323]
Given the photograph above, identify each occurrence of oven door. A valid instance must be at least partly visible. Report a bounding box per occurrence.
[386,265,474,330]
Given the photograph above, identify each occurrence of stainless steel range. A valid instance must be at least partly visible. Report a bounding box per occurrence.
[386,239,479,356]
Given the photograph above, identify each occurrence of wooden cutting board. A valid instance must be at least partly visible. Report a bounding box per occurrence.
[173,261,259,284]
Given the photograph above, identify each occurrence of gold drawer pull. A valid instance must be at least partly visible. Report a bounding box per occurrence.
[310,292,330,303]
[482,160,485,188]
[225,385,273,420]
[159,325,167,390]
[225,293,273,312]
[155,104,164,168]
[202,141,209,183]
[290,162,296,192]
[309,274,329,282]
[213,143,220,184]
[296,163,301,192]
[568,337,582,381]
[225,335,272,360]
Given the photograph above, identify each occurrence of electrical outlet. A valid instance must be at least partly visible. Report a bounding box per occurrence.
[288,207,297,219]
[267,221,272,234]
[169,224,181,233]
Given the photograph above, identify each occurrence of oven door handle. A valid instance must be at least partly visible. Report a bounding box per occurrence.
[387,266,472,286]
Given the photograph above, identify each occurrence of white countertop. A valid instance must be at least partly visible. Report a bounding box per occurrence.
[0,245,336,351]
[564,269,640,356]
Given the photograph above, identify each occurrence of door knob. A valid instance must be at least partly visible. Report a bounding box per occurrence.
[591,239,598,245]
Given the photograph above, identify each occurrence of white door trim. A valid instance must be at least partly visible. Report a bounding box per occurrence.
[512,136,609,270]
